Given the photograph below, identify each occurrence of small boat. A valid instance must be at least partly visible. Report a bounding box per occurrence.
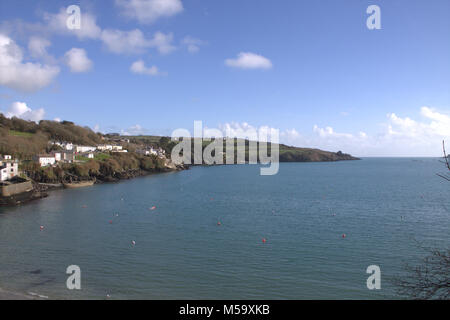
[63,180,95,189]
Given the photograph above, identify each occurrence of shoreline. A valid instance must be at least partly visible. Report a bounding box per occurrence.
[0,287,46,300]
[0,165,188,208]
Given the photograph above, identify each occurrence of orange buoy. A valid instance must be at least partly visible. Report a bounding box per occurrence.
[262,238,267,244]
[217,221,221,226]
[342,234,346,239]
[109,220,113,224]
[150,206,156,211]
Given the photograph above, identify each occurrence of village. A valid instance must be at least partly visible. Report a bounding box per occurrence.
[0,140,167,183]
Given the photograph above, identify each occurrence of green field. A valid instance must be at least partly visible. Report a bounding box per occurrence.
[95,153,111,161]
[9,130,34,138]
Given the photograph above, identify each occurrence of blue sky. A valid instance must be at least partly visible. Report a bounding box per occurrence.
[0,0,449,156]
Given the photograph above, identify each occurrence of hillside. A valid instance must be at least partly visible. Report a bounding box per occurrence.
[0,115,359,163]
[128,136,359,162]
[0,114,102,159]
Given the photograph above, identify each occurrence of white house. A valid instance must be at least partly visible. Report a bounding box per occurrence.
[97,145,113,151]
[137,148,158,156]
[111,145,123,151]
[50,141,74,151]
[0,155,19,181]
[52,151,75,163]
[75,146,96,153]
[34,155,56,167]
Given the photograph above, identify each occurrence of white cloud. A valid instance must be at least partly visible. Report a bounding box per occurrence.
[313,125,354,139]
[93,124,101,133]
[64,48,93,73]
[2,10,176,57]
[388,107,450,138]
[28,37,52,61]
[290,107,450,156]
[225,52,273,70]
[211,107,450,157]
[182,36,205,53]
[121,124,147,136]
[115,0,183,24]
[101,29,149,54]
[280,128,301,144]
[100,29,175,55]
[130,59,165,76]
[3,101,45,122]
[150,31,176,54]
[0,34,60,92]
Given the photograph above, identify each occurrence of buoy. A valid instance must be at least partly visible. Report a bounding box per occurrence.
[40,226,44,231]
[342,234,346,239]
[131,240,136,246]
[150,206,156,211]
[262,238,267,244]
[109,220,113,224]
[217,221,221,226]
[106,294,111,298]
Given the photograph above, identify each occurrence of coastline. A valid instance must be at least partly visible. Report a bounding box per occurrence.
[0,287,46,300]
[0,165,188,208]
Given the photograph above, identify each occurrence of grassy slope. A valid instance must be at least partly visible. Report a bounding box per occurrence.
[0,113,358,163]
[128,135,359,162]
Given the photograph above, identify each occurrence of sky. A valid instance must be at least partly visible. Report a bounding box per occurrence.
[0,0,449,156]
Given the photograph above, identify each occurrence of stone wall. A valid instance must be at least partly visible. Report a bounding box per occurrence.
[0,181,33,197]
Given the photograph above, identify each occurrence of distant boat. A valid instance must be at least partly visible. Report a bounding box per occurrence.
[63,180,95,189]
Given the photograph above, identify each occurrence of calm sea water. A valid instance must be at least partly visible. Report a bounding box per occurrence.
[0,158,448,299]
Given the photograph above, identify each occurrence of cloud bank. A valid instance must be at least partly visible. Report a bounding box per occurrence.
[3,101,45,122]
[0,34,60,92]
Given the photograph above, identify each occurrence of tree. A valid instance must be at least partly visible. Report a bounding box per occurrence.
[437,140,450,181]
[393,247,450,300]
[393,142,450,299]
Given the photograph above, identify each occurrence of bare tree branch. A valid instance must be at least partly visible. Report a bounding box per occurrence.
[393,248,450,300]
[443,140,450,171]
[437,140,450,181]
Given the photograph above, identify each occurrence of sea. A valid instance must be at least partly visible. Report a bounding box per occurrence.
[0,158,448,299]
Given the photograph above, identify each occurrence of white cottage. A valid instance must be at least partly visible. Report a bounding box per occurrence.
[34,154,56,167]
[0,155,19,181]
